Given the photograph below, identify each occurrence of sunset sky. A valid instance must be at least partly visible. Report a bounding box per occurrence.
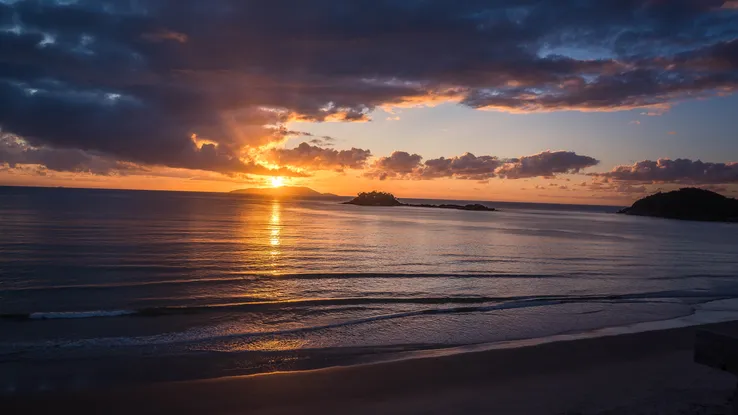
[1,0,738,204]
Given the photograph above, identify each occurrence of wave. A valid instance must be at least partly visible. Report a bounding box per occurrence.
[0,310,139,320]
[0,290,724,321]
[0,273,599,293]
[0,300,584,351]
[0,277,256,292]
[29,310,137,320]
[6,272,736,295]
[0,293,710,353]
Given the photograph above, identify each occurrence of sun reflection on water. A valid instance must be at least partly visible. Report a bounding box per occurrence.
[268,201,281,271]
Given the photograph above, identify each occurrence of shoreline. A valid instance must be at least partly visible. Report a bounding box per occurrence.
[388,296,738,363]
[2,298,738,396]
[4,319,738,414]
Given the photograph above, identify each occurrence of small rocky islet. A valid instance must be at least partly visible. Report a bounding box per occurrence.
[343,191,495,212]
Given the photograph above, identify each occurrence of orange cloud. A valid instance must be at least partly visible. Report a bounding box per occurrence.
[266,142,372,171]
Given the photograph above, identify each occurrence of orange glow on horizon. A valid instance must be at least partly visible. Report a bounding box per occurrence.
[0,167,649,206]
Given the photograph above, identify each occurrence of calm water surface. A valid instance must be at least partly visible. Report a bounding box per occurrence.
[1,187,737,392]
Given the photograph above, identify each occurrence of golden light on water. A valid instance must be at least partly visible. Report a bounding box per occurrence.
[264,201,282,275]
[269,201,281,255]
[270,176,285,188]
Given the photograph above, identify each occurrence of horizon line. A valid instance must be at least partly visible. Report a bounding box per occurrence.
[0,184,627,208]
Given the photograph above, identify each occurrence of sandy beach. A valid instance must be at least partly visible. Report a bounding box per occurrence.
[3,321,738,415]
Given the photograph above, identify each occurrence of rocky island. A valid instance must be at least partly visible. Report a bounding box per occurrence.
[343,191,405,206]
[343,191,495,212]
[618,188,738,222]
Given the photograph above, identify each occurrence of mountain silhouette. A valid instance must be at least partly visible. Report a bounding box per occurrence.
[231,186,339,199]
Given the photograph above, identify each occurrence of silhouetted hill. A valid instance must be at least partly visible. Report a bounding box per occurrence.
[618,188,738,222]
[231,186,339,199]
[343,191,495,212]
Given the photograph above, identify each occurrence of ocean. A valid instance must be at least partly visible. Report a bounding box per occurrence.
[1,186,737,394]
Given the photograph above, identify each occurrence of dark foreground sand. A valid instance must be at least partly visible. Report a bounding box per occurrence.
[3,321,738,415]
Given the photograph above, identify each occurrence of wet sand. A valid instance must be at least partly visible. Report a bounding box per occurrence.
[3,321,738,414]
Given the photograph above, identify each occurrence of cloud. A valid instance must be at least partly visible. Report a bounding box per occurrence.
[0,133,302,177]
[629,120,641,125]
[308,136,336,146]
[587,180,649,194]
[592,158,738,184]
[366,150,598,180]
[0,133,134,175]
[141,30,188,44]
[495,151,600,179]
[364,151,424,180]
[0,1,736,176]
[421,153,503,180]
[640,107,670,116]
[365,152,502,180]
[266,142,372,171]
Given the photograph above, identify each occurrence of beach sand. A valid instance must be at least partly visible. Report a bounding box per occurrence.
[3,321,738,414]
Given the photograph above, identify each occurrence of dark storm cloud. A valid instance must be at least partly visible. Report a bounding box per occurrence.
[0,133,132,175]
[0,131,303,177]
[593,159,738,184]
[267,142,372,171]
[366,150,598,180]
[1,0,737,174]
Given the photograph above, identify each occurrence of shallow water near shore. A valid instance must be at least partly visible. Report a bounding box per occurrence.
[1,186,738,394]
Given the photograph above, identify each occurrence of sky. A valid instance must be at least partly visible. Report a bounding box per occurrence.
[1,0,738,204]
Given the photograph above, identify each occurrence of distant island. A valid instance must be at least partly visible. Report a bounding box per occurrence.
[343,191,405,206]
[343,191,495,212]
[231,186,340,199]
[618,188,738,222]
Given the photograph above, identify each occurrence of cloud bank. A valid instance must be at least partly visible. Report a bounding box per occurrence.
[365,150,599,180]
[593,158,738,184]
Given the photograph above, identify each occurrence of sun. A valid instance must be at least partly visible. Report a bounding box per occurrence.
[270,176,285,188]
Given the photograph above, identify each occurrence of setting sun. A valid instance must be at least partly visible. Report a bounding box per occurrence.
[270,176,285,188]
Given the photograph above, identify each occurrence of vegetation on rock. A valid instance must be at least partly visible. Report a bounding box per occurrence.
[343,191,405,206]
